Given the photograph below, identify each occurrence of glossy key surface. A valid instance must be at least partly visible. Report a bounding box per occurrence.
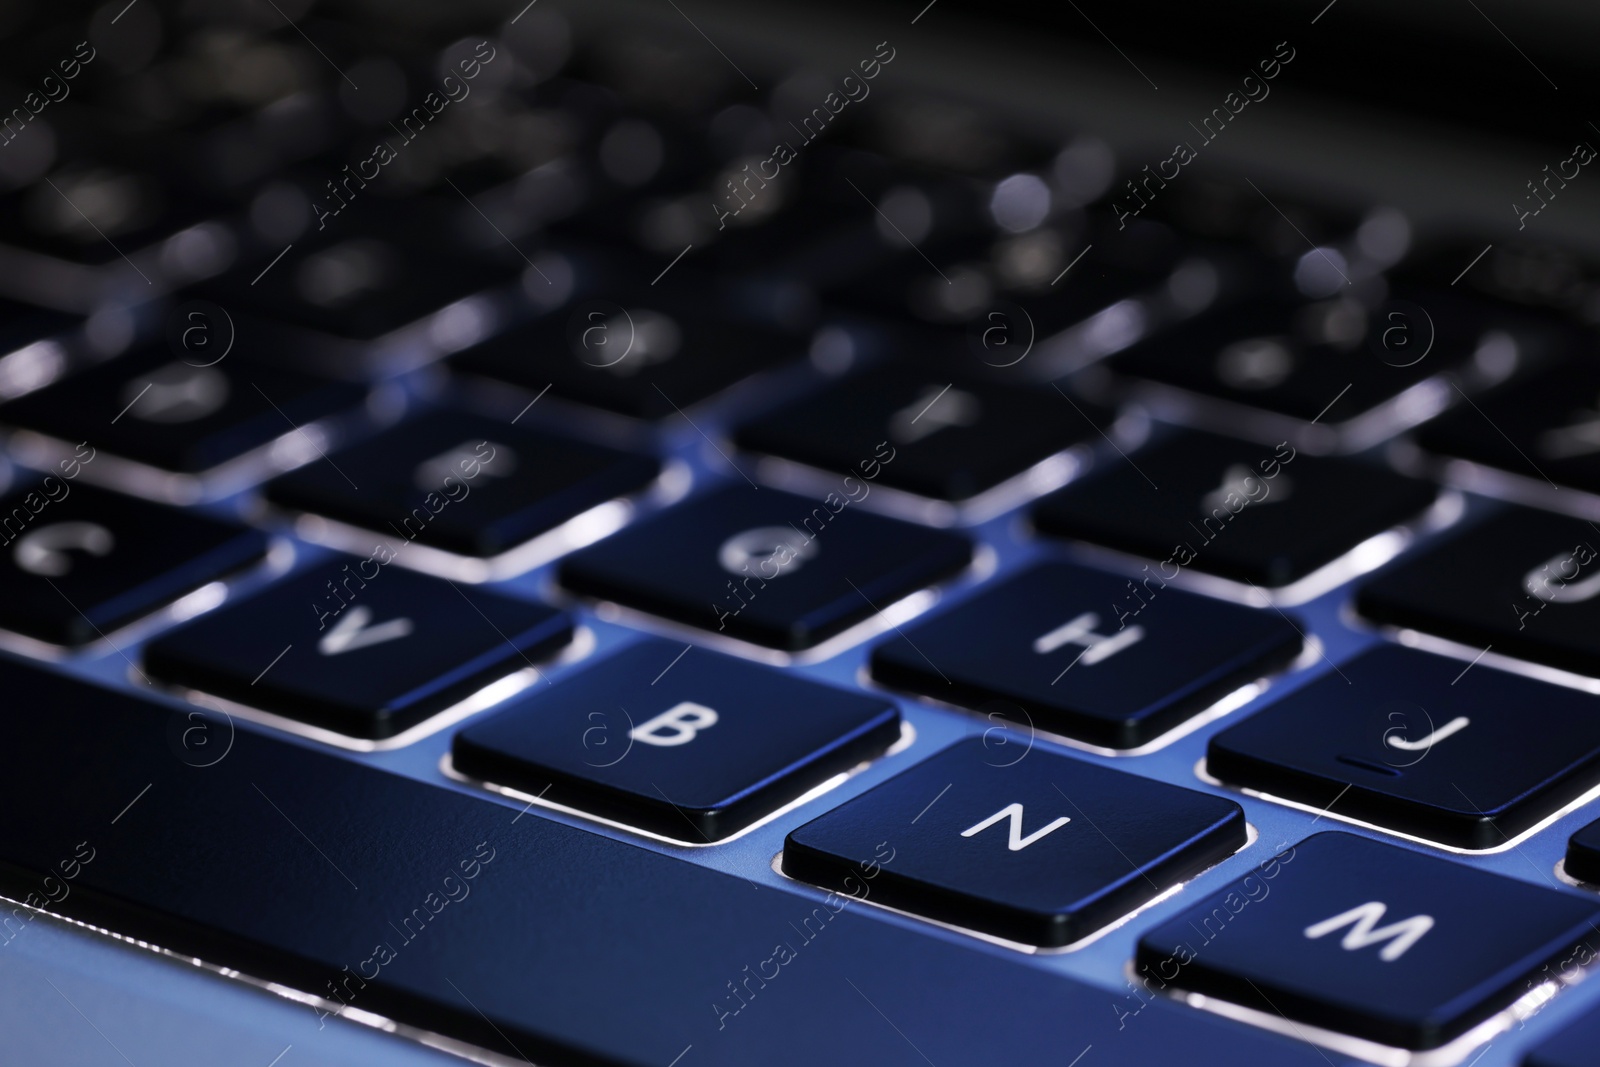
[144,561,571,738]
[1209,645,1600,848]
[734,365,1115,501]
[453,637,900,840]
[0,482,267,645]
[1033,430,1436,587]
[870,561,1302,748]
[558,486,972,649]
[785,738,1247,946]
[265,410,659,557]
[1356,507,1600,677]
[1137,832,1600,1049]
[0,344,368,473]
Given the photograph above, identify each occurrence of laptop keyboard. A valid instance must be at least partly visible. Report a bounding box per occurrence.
[1,5,1599,1067]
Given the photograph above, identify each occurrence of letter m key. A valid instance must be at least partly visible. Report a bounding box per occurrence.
[1303,901,1435,962]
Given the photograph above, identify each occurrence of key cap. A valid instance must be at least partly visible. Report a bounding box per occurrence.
[1566,816,1600,884]
[1416,357,1600,495]
[198,219,514,343]
[1033,429,1437,587]
[143,561,571,739]
[871,561,1302,749]
[264,410,659,558]
[453,637,900,840]
[0,658,1344,1067]
[1209,645,1600,848]
[824,216,1184,338]
[558,485,972,649]
[733,365,1117,502]
[1137,832,1600,1049]
[1109,293,1497,427]
[1355,506,1600,677]
[784,738,1246,946]
[0,481,267,646]
[452,292,806,420]
[0,343,368,475]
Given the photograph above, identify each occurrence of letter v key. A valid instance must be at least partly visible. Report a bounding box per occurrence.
[318,606,415,656]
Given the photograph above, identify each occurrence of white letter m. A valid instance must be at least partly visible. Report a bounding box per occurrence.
[1303,902,1434,962]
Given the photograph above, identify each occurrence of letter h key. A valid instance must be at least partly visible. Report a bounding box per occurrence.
[1033,612,1145,665]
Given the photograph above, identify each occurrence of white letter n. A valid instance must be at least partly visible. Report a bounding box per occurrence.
[960,803,1070,852]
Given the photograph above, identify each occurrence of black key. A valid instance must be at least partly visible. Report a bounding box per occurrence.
[452,295,804,419]
[734,366,1117,502]
[453,638,900,840]
[1109,292,1501,426]
[1417,357,1600,495]
[0,343,367,475]
[1137,832,1600,1049]
[1525,999,1600,1067]
[0,482,266,646]
[265,411,659,558]
[198,221,514,343]
[1567,815,1600,884]
[0,658,1344,1067]
[559,486,972,649]
[144,562,570,739]
[784,738,1246,946]
[825,217,1185,338]
[1356,506,1600,677]
[1033,430,1437,587]
[1209,645,1600,848]
[871,562,1302,749]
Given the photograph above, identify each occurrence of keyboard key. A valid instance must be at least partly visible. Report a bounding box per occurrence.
[1565,817,1600,884]
[198,208,516,342]
[453,638,900,841]
[784,738,1246,946]
[825,217,1185,338]
[0,657,1345,1067]
[0,342,367,475]
[733,365,1117,502]
[265,410,659,558]
[1417,357,1600,494]
[1108,289,1538,430]
[1033,429,1437,587]
[871,562,1302,748]
[144,562,571,739]
[0,482,266,646]
[1137,832,1600,1049]
[558,486,972,649]
[1209,645,1600,848]
[1355,506,1600,677]
[451,291,805,419]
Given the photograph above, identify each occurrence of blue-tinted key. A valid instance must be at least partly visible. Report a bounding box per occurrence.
[784,738,1246,946]
[265,410,660,558]
[1564,817,1600,884]
[1208,646,1600,848]
[871,562,1302,748]
[453,638,901,841]
[0,482,267,646]
[558,486,972,649]
[144,562,571,739]
[1137,832,1600,1049]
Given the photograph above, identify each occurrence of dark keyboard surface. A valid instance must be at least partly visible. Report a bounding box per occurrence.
[0,4,1593,1067]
